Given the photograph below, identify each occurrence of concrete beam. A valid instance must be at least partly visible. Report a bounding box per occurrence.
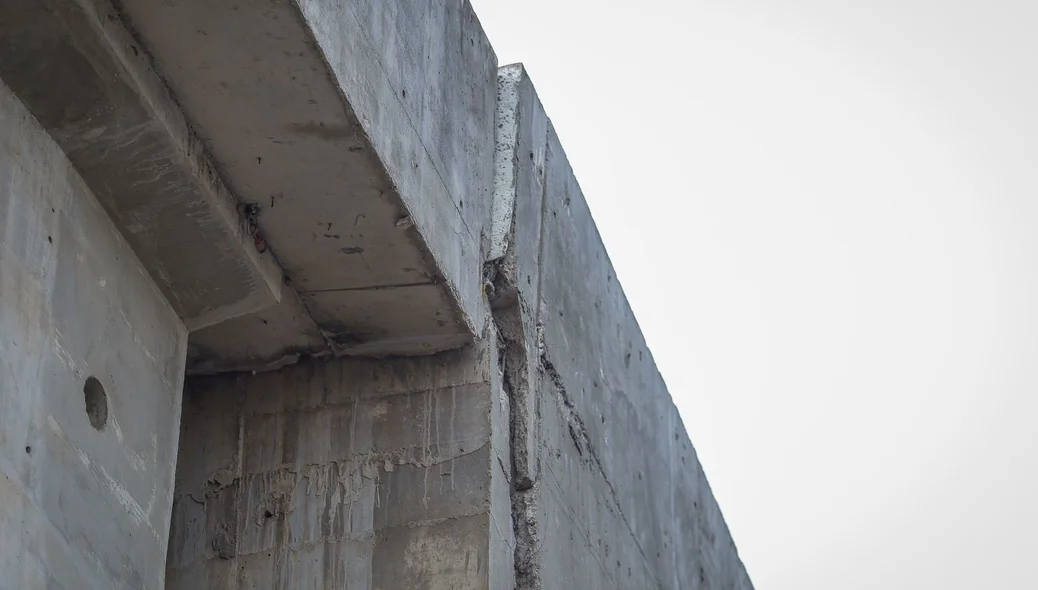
[114,0,497,367]
[0,0,284,330]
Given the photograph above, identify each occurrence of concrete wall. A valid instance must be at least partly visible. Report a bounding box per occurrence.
[489,65,754,589]
[166,342,513,589]
[161,54,753,590]
[0,78,188,589]
[0,3,753,588]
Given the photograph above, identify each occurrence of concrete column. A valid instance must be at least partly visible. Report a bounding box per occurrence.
[166,343,514,589]
[0,77,188,588]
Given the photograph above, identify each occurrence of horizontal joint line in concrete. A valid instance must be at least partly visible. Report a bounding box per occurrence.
[301,281,439,294]
[240,385,490,416]
[234,440,493,477]
[375,509,491,533]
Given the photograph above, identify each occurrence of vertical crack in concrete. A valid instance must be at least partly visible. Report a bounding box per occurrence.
[488,262,542,590]
[488,64,552,590]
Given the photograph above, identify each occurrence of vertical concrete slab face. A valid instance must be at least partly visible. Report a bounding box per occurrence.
[0,78,188,588]
[489,65,754,590]
[167,343,511,589]
[295,0,498,334]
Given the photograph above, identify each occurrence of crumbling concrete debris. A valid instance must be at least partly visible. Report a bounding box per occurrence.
[487,256,542,589]
[512,484,541,590]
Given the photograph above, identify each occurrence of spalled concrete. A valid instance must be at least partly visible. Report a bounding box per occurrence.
[0,76,187,589]
[488,64,754,589]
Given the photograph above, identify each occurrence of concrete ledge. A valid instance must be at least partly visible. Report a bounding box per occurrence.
[111,0,496,366]
[0,0,284,330]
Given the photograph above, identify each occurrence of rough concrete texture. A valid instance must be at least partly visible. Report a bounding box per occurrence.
[0,0,283,330]
[167,343,509,589]
[163,62,753,589]
[0,77,188,588]
[1,2,752,588]
[113,0,497,366]
[489,64,754,589]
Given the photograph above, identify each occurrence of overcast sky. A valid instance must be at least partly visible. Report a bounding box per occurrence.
[470,1,1037,588]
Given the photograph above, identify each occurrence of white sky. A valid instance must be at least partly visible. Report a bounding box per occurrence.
[470,1,1038,588]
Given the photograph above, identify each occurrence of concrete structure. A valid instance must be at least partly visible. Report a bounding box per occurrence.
[0,1,753,588]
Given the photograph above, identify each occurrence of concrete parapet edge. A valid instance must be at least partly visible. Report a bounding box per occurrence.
[487,63,755,590]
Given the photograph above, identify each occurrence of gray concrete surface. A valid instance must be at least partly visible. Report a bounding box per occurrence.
[1,3,752,588]
[0,76,188,589]
[489,64,754,589]
[166,344,509,589]
[114,0,496,366]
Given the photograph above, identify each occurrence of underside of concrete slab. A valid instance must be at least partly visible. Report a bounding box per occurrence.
[117,0,496,368]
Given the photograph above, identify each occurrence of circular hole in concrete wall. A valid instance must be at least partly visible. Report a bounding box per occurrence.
[83,376,108,431]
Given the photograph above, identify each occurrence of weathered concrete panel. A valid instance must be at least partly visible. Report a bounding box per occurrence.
[534,370,660,589]
[0,77,187,589]
[489,65,753,589]
[167,343,507,589]
[371,514,489,590]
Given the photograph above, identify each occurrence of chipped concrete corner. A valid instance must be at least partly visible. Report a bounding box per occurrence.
[0,1,752,589]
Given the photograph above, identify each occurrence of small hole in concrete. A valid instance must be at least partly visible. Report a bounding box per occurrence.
[263,509,274,519]
[47,236,52,243]
[25,445,31,454]
[83,376,108,431]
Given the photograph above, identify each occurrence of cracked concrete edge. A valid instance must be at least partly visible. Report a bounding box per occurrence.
[486,62,548,590]
[486,63,754,589]
[488,277,542,589]
[488,64,525,262]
